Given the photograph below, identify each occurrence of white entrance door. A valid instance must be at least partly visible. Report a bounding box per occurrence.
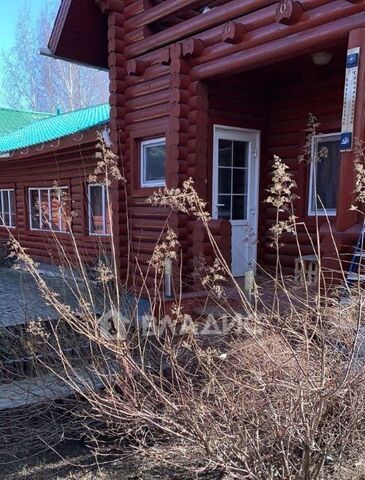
[212,125,260,277]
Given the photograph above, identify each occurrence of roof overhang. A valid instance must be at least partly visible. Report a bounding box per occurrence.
[48,0,108,70]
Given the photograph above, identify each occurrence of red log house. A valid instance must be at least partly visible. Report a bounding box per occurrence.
[3,0,365,295]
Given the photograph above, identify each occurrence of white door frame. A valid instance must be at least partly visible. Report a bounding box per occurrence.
[212,124,260,275]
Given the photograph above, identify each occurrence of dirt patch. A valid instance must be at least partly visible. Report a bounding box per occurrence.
[0,440,221,480]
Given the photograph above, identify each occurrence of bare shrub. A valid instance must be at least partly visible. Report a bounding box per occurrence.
[3,132,365,480]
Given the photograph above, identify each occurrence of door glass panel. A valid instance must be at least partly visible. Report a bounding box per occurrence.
[218,139,232,166]
[217,138,249,221]
[233,141,248,167]
[218,168,231,194]
[217,195,231,219]
[232,195,247,220]
[232,168,247,194]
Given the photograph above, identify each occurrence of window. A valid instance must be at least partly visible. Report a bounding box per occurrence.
[141,137,166,187]
[88,184,111,236]
[0,189,15,228]
[308,133,341,216]
[29,187,68,232]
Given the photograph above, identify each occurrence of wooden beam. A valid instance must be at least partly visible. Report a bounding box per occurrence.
[191,11,365,79]
[124,0,276,57]
[189,0,362,67]
[125,0,214,30]
[336,28,365,231]
[222,21,247,44]
[275,0,304,25]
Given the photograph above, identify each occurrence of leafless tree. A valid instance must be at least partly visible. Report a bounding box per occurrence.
[1,0,109,113]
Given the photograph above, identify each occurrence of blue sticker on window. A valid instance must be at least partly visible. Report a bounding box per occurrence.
[346,53,359,68]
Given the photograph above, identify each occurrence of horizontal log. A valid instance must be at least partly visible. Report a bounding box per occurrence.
[124,0,158,19]
[125,102,170,123]
[192,10,365,79]
[124,0,275,57]
[125,90,168,111]
[125,75,170,99]
[125,0,211,31]
[192,0,360,68]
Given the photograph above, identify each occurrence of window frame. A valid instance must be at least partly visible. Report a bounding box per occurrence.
[28,186,68,232]
[87,183,111,237]
[308,132,341,217]
[140,137,166,188]
[0,189,16,229]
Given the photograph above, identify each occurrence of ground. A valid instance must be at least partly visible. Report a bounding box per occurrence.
[0,266,79,327]
[1,441,221,480]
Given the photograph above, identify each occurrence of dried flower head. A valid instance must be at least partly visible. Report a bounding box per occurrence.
[88,131,124,186]
[147,178,210,221]
[95,260,114,283]
[150,227,180,273]
[265,155,297,211]
[352,139,365,207]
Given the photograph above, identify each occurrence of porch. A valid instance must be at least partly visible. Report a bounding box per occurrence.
[197,36,364,281]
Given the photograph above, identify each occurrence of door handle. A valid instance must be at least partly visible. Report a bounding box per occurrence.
[216,203,225,207]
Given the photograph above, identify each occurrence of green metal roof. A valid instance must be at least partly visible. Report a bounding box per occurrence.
[0,103,110,154]
[0,108,52,136]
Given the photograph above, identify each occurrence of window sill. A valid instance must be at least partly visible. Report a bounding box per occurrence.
[27,229,70,237]
[307,211,336,217]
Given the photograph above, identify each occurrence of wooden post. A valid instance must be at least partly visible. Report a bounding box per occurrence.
[336,28,365,232]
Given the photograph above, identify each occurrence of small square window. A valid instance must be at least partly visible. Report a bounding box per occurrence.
[140,137,166,188]
[308,133,341,216]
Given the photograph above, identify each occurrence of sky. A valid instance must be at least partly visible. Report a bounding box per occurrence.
[0,0,59,106]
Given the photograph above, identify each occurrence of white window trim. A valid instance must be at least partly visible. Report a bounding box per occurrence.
[140,137,166,188]
[28,187,68,232]
[87,183,111,236]
[0,189,15,229]
[308,132,341,217]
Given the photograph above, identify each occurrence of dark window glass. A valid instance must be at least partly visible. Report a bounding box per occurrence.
[311,137,340,212]
[232,195,247,220]
[3,191,10,226]
[217,195,231,220]
[143,140,166,185]
[218,168,231,194]
[218,139,232,167]
[40,189,50,230]
[89,185,103,234]
[232,168,247,194]
[10,191,15,227]
[30,190,40,230]
[233,141,248,167]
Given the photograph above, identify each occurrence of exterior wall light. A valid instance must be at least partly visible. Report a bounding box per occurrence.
[311,51,333,66]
